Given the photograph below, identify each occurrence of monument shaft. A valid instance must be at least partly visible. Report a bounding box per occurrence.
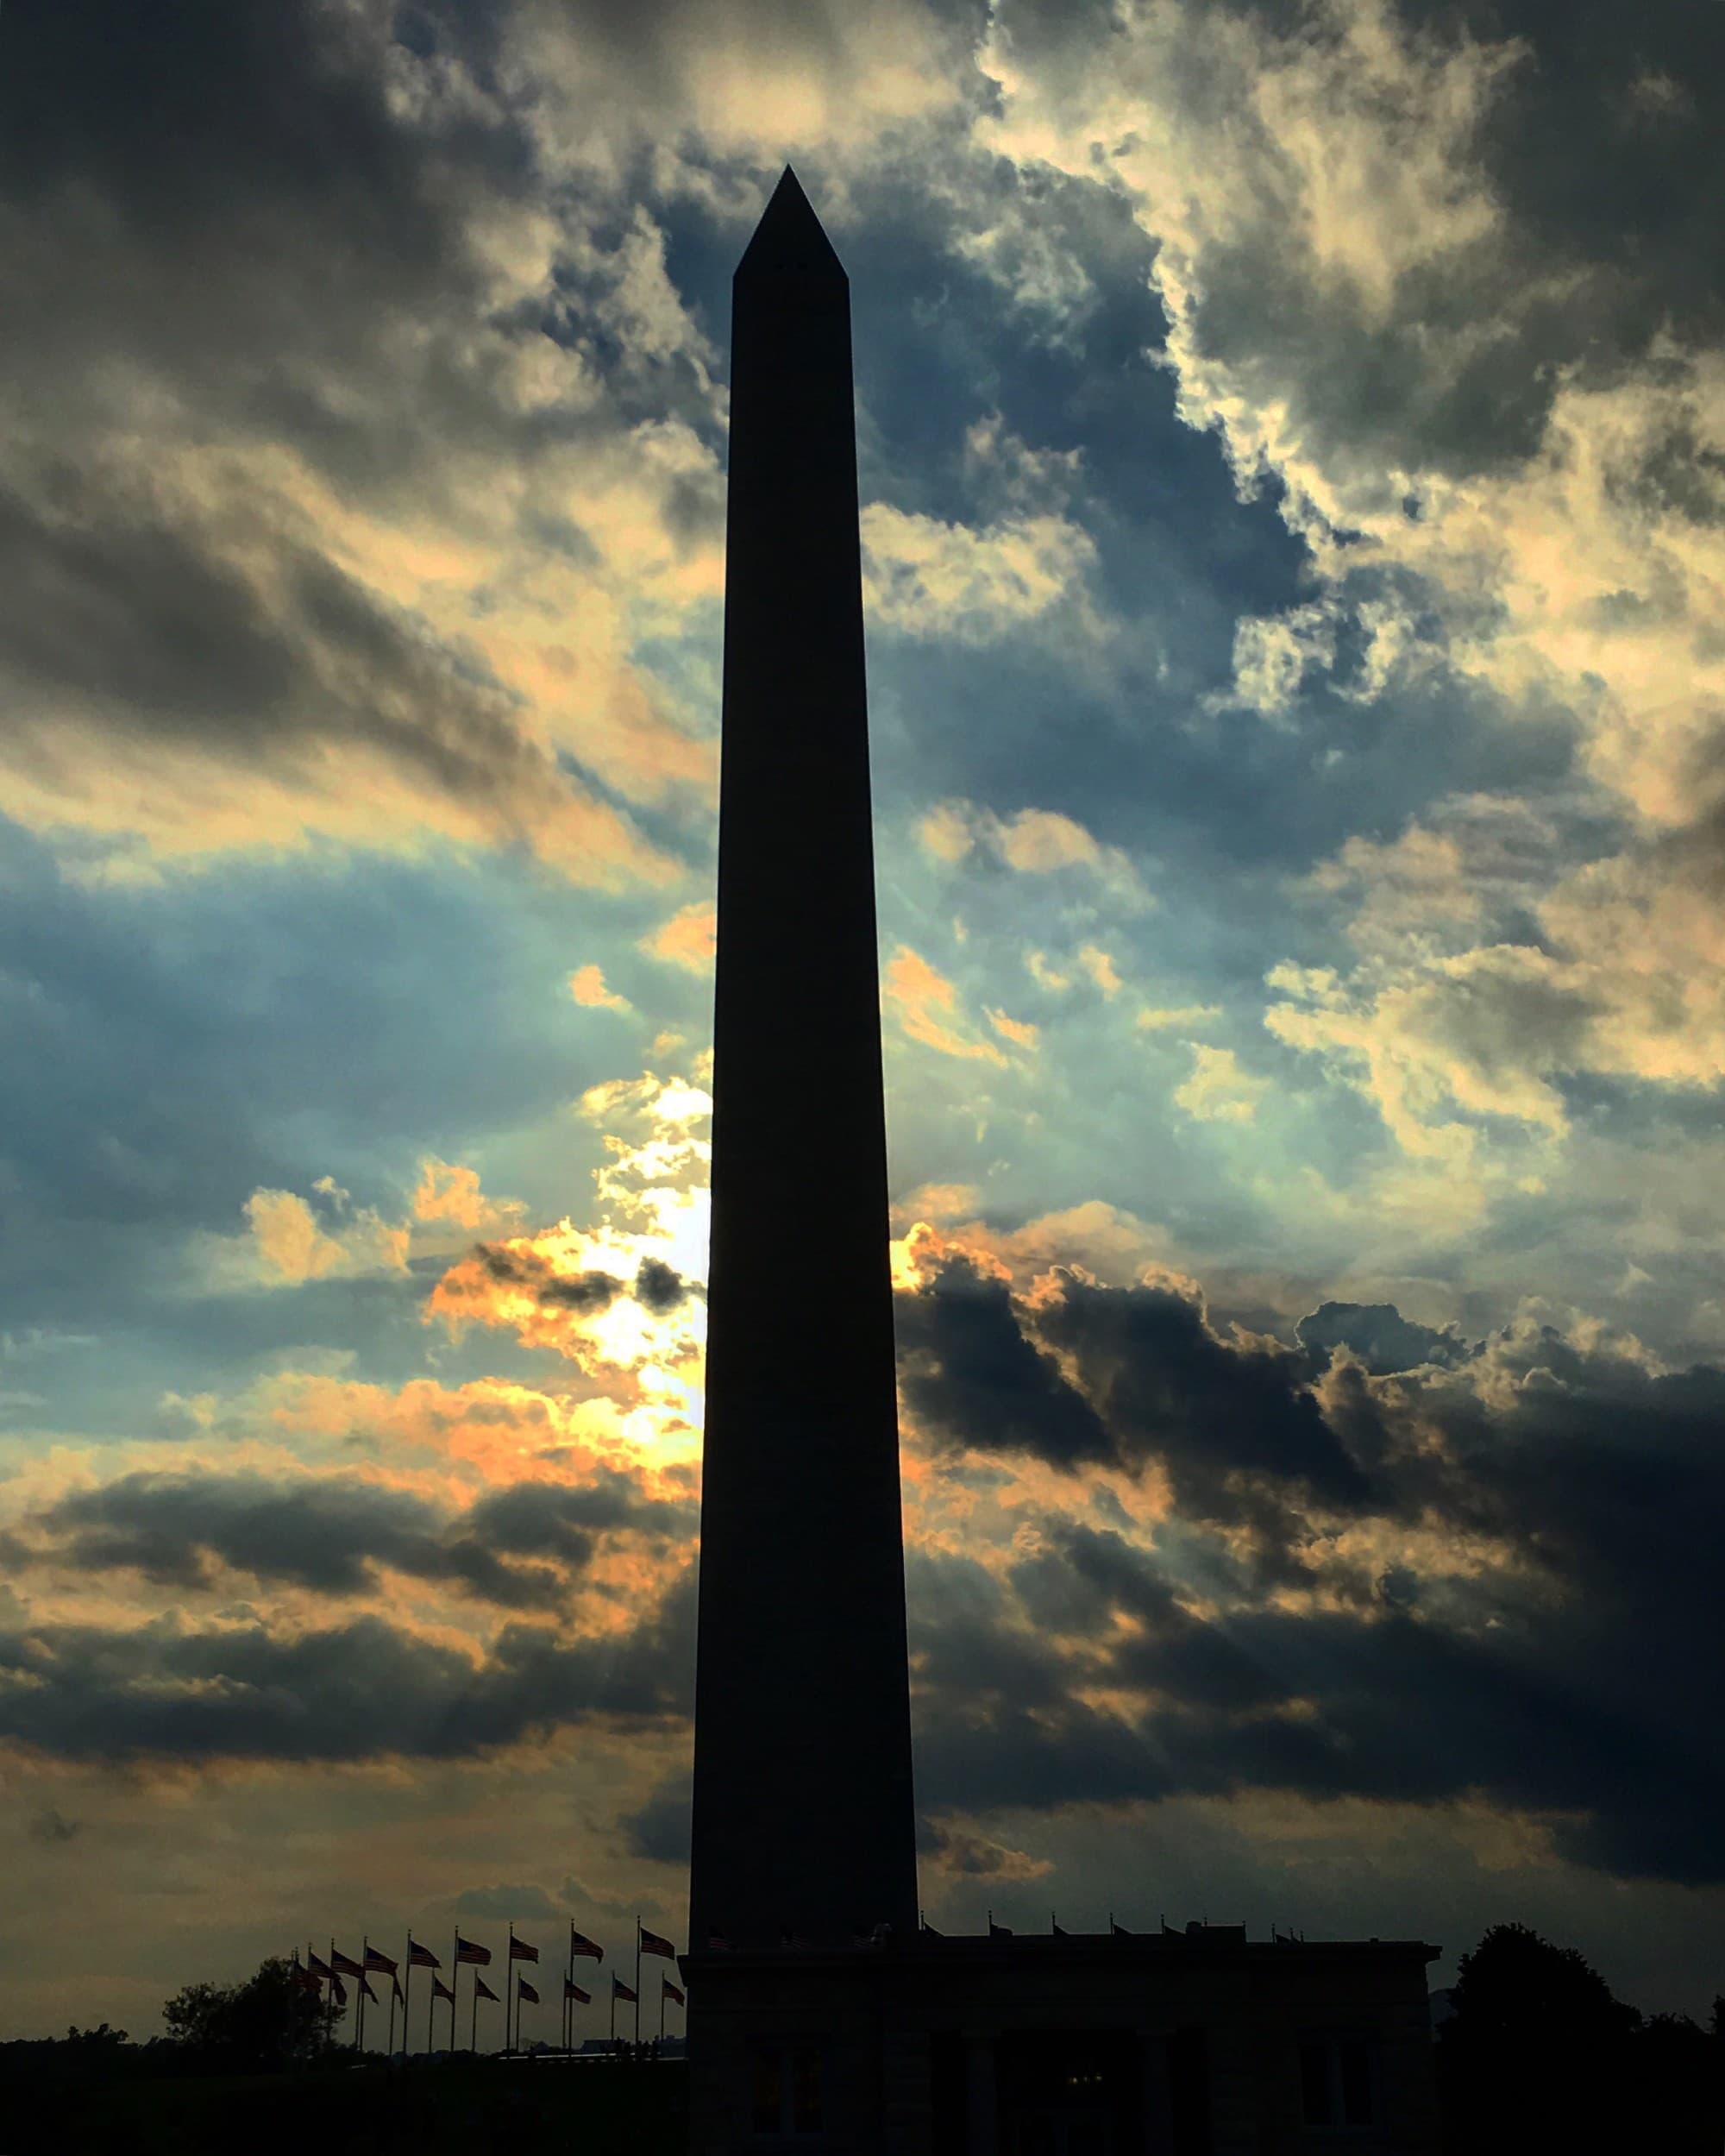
[689,171,917,1952]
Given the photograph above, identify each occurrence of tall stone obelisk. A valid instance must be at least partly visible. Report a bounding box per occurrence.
[688,168,918,1952]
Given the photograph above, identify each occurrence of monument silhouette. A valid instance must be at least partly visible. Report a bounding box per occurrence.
[681,167,1442,2156]
[689,163,917,1963]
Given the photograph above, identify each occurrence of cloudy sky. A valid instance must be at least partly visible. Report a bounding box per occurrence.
[3,0,1722,2040]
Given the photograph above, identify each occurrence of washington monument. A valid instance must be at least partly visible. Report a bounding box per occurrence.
[687,167,918,1954]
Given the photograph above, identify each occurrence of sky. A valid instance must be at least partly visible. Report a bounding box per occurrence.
[2,0,1722,2040]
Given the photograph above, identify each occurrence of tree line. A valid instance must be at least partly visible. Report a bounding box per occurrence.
[0,1922,1718,2151]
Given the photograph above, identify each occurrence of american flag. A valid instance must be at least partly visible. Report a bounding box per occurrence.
[638,1925,675,1959]
[662,1979,685,2007]
[407,1939,441,1969]
[358,1975,379,2004]
[291,1960,322,1994]
[568,1929,603,1962]
[455,1934,490,1965]
[308,1951,335,1980]
[474,1975,499,2003]
[517,1977,539,2006]
[330,1947,367,1977]
[430,1977,455,2002]
[508,1935,539,1963]
[706,1929,731,1951]
[363,1945,398,1975]
[330,1976,348,2008]
[612,1975,637,2003]
[565,1979,591,2003]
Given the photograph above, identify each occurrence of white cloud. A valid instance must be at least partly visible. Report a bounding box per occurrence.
[1173,1044,1268,1124]
[917,800,1145,905]
[862,504,1097,642]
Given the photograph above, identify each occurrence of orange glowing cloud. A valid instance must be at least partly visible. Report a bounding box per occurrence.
[884,946,1007,1065]
[242,1185,409,1284]
[987,1007,1040,1049]
[639,901,718,972]
[570,964,631,1010]
[412,1159,529,1238]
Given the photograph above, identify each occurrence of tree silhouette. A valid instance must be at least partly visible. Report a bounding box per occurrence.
[1438,1923,1722,2155]
[161,1955,326,2072]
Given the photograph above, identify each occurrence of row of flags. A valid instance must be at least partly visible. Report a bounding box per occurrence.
[289,1920,684,2052]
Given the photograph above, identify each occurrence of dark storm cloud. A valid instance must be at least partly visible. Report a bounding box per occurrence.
[0,1567,695,1766]
[0,0,526,469]
[448,1882,560,1920]
[15,1466,693,1612]
[899,1298,1725,1887]
[633,1256,692,1312]
[1421,0,1725,364]
[894,1255,1110,1468]
[996,0,1725,512]
[0,484,575,827]
[0,0,687,882]
[466,1468,697,1562]
[1034,1273,1374,1513]
[896,1260,1372,1530]
[619,1780,693,1866]
[1295,1300,1476,1375]
[469,1244,695,1317]
[27,1807,81,1846]
[476,1242,624,1314]
[1012,1524,1285,1713]
[906,1548,1074,1713]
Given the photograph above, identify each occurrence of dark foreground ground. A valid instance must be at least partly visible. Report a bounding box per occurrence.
[0,2054,687,2155]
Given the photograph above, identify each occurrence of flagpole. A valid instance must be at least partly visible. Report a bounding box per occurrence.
[403,1932,412,2059]
[660,1977,666,2043]
[387,1971,396,2059]
[357,1935,367,2055]
[330,1936,340,2048]
[507,1922,515,2054]
[610,1976,616,2047]
[450,1927,459,2054]
[471,1977,478,2054]
[634,1916,641,2047]
[567,1920,574,2056]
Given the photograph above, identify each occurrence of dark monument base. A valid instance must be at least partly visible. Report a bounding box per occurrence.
[681,1929,1440,2154]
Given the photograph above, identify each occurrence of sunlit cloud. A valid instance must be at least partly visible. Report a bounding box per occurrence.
[242,1185,410,1285]
[918,799,1147,908]
[885,946,1009,1065]
[638,900,718,972]
[570,963,631,1010]
[862,504,1097,642]
[1173,1045,1269,1125]
[1076,945,1122,997]
[987,1008,1040,1049]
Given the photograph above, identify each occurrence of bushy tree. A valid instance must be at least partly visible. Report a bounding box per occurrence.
[161,1955,326,2072]
[1439,1924,1722,2156]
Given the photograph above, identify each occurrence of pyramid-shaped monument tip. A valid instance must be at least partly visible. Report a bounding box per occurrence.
[736,164,845,281]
